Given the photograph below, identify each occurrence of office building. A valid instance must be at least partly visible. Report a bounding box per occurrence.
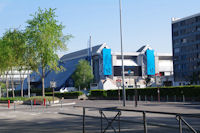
[172,13,200,84]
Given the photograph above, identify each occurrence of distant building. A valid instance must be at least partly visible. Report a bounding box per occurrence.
[18,43,173,91]
[111,45,173,88]
[172,13,200,85]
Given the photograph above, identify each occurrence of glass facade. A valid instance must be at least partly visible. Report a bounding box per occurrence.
[172,15,200,81]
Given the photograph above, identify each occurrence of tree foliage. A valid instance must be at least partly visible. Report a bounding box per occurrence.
[26,8,72,96]
[72,60,94,90]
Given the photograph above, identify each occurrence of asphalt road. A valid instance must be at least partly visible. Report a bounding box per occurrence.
[0,100,199,133]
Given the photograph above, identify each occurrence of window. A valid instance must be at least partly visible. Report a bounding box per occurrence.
[173,39,179,45]
[196,34,200,40]
[181,38,187,43]
[180,29,186,35]
[172,23,179,29]
[174,48,180,53]
[180,21,185,26]
[196,26,200,31]
[173,31,179,37]
[196,16,200,22]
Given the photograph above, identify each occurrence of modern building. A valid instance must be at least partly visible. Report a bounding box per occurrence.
[172,13,200,85]
[19,43,173,91]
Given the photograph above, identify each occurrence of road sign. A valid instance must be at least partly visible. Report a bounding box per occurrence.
[155,76,162,86]
[116,79,121,87]
[50,81,56,88]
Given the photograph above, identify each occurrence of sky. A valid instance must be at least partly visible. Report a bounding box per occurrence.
[1,0,200,57]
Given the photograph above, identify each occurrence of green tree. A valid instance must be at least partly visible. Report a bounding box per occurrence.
[26,8,72,96]
[0,82,6,98]
[72,60,94,90]
[1,29,19,97]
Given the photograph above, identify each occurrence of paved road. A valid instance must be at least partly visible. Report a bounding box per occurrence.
[0,100,199,133]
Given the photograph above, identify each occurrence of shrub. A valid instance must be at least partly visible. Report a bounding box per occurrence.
[0,96,58,102]
[45,91,83,99]
[90,89,107,97]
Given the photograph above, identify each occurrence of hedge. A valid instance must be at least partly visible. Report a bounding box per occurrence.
[45,91,83,99]
[90,85,200,99]
[9,88,54,97]
[89,89,107,97]
[0,96,58,102]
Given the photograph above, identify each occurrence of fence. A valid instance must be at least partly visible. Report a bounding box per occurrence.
[76,106,200,133]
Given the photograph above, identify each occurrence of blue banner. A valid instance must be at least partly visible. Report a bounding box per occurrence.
[103,48,112,75]
[146,50,155,75]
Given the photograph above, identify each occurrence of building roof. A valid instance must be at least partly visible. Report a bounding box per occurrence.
[136,45,152,53]
[60,43,109,62]
[17,56,85,90]
[172,12,200,24]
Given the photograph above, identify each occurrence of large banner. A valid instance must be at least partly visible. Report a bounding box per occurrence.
[146,49,155,75]
[103,48,112,75]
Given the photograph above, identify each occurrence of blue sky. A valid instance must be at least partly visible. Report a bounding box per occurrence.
[0,0,200,56]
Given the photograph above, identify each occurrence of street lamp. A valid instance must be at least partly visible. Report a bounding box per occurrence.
[119,0,126,106]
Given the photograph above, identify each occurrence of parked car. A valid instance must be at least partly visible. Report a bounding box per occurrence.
[59,87,76,93]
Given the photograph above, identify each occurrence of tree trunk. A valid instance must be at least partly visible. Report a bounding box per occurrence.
[0,86,1,98]
[42,67,45,97]
[6,74,8,97]
[20,72,23,97]
[12,80,15,98]
[10,69,15,98]
[21,80,24,97]
[27,70,30,98]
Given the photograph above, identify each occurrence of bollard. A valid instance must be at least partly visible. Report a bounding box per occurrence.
[44,98,46,106]
[61,99,63,108]
[14,102,16,111]
[34,99,36,105]
[128,95,130,101]
[183,95,185,102]
[8,100,10,109]
[31,100,33,110]
[139,95,141,101]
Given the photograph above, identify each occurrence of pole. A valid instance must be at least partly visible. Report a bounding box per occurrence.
[135,79,138,107]
[28,73,30,98]
[179,115,182,133]
[118,86,120,101]
[53,87,55,104]
[119,0,126,107]
[143,111,147,133]
[83,107,85,133]
[89,35,93,73]
[0,86,1,98]
[157,88,160,102]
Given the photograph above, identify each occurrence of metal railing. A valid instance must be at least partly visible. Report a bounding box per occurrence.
[77,106,200,133]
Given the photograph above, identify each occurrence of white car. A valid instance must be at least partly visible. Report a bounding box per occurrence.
[59,87,76,93]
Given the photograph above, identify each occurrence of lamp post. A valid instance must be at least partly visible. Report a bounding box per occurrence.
[119,0,126,106]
